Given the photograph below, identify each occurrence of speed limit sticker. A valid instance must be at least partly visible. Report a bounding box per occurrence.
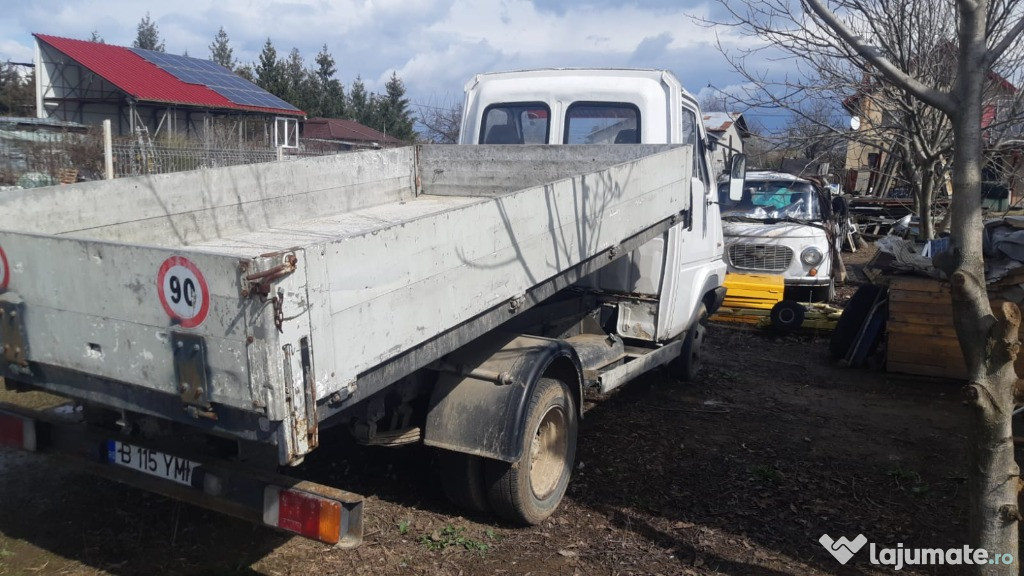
[0,245,8,291]
[157,256,210,328]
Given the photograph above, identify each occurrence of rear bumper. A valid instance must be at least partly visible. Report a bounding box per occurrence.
[0,402,363,547]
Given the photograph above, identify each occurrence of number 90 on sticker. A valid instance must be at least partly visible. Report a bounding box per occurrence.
[157,256,210,328]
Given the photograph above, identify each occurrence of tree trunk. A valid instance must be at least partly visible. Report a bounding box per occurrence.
[917,171,936,240]
[943,3,1021,571]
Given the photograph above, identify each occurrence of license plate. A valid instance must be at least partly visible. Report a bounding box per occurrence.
[106,440,200,486]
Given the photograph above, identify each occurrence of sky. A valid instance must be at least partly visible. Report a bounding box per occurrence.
[0,0,794,131]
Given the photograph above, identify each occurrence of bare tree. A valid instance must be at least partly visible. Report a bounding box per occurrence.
[417,98,463,144]
[713,0,1024,570]
[707,0,1023,240]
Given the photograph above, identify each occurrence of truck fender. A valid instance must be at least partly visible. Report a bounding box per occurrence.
[423,333,583,463]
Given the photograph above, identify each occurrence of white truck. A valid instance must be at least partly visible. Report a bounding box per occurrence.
[717,170,841,301]
[0,68,739,546]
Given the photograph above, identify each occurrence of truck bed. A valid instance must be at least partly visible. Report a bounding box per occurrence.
[0,144,691,463]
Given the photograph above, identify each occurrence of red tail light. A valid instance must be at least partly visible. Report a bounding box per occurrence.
[264,486,342,544]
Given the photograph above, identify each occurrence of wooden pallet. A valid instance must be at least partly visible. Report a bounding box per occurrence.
[886,276,1024,379]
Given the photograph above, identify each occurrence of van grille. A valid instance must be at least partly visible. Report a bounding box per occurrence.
[728,244,793,272]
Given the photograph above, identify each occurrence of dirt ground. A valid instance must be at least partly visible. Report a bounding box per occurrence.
[0,249,1004,576]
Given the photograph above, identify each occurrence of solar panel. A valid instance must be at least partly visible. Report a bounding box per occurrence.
[130,48,300,112]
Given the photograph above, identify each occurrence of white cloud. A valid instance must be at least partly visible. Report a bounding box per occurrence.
[0,0,791,128]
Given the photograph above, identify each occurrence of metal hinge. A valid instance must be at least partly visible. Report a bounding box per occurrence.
[0,294,29,370]
[172,332,216,420]
[240,250,299,299]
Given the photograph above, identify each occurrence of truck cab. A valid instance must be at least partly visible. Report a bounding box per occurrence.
[460,68,728,343]
[717,171,839,301]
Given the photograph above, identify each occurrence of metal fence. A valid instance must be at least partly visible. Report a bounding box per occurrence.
[1,127,333,188]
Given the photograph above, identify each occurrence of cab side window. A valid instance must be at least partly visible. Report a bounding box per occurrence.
[682,107,710,187]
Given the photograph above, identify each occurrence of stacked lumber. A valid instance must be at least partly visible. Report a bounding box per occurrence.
[885,276,1024,379]
[886,277,966,378]
[711,273,785,326]
[721,273,785,310]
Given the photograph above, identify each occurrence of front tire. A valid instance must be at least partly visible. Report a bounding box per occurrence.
[770,300,805,333]
[485,377,577,525]
[668,303,708,381]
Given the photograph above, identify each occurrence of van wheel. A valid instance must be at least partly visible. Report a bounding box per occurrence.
[436,449,490,514]
[485,378,577,525]
[668,304,708,381]
[770,301,805,333]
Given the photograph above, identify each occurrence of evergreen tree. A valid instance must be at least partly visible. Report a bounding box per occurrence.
[254,38,285,96]
[312,45,345,118]
[283,48,309,108]
[377,72,415,141]
[348,76,369,124]
[235,64,255,82]
[209,27,236,70]
[0,64,34,117]
[133,12,165,52]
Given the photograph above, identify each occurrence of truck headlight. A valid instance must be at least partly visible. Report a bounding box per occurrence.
[800,247,824,266]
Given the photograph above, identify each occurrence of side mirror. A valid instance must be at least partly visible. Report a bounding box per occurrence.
[728,154,746,202]
[706,136,717,151]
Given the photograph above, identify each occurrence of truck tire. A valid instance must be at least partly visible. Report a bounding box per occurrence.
[668,303,708,382]
[829,284,883,359]
[436,449,490,514]
[485,377,577,525]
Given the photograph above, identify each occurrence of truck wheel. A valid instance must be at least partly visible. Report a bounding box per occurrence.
[485,377,577,525]
[668,303,708,382]
[436,449,490,514]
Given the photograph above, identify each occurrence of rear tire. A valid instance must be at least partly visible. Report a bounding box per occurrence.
[668,303,708,381]
[437,449,490,514]
[484,377,577,525]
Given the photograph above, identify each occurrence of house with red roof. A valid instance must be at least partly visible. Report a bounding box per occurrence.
[33,34,304,144]
[302,117,406,151]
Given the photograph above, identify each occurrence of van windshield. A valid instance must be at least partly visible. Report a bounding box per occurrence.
[717,179,821,221]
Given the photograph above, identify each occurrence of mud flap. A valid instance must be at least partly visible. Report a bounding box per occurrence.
[423,333,582,463]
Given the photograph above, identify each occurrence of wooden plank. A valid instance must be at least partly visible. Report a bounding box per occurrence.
[886,348,966,372]
[887,320,960,338]
[889,276,950,293]
[887,300,955,316]
[889,289,955,305]
[887,311,956,328]
[887,333,963,356]
[887,360,966,379]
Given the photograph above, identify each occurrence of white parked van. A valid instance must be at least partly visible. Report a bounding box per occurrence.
[717,171,839,301]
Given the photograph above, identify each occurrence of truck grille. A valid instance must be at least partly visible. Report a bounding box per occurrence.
[728,244,793,272]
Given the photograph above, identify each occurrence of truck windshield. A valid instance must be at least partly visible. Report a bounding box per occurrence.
[480,103,550,144]
[717,180,822,221]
